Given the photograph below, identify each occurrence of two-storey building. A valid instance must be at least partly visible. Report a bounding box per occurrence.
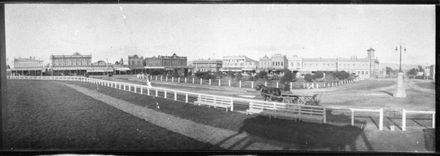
[221,55,258,72]
[192,59,222,72]
[50,52,92,76]
[11,57,45,76]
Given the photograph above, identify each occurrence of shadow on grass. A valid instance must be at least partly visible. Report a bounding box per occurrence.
[232,115,373,151]
[379,90,394,96]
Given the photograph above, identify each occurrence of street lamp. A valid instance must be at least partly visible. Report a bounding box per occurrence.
[395,45,406,72]
[394,45,406,98]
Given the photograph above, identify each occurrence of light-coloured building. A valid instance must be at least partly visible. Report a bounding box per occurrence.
[302,58,338,72]
[221,55,258,72]
[88,60,113,75]
[287,55,302,71]
[298,48,380,79]
[192,59,222,72]
[11,57,45,76]
[144,53,188,76]
[270,54,288,71]
[258,55,271,71]
[50,52,92,76]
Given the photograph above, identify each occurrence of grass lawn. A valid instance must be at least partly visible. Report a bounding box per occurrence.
[5,80,216,150]
[414,81,435,90]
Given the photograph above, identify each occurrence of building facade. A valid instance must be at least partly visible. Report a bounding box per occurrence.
[298,48,380,79]
[144,53,188,75]
[287,55,302,71]
[192,59,222,72]
[87,60,113,75]
[258,55,271,71]
[270,54,288,71]
[50,52,92,76]
[11,57,45,76]
[128,55,145,74]
[221,55,258,72]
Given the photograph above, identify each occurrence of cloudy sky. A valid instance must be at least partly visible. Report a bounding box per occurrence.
[5,4,435,66]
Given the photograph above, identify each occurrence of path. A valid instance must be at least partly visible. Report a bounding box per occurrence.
[62,82,284,150]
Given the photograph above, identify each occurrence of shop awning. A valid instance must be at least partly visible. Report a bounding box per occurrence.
[52,67,89,70]
[114,67,130,71]
[87,67,113,73]
[11,67,44,71]
[144,66,165,69]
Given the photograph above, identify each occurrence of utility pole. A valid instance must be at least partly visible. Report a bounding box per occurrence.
[395,45,406,72]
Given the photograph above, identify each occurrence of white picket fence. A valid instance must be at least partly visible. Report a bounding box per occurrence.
[7,76,434,131]
[149,75,358,90]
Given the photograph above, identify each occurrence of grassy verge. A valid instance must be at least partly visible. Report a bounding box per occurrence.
[5,80,216,150]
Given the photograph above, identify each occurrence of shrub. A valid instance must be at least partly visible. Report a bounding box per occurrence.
[255,71,268,80]
[304,74,313,82]
[312,71,324,80]
[280,70,294,84]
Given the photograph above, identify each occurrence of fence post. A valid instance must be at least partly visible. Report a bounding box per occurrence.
[156,76,158,80]
[166,76,168,82]
[134,85,137,93]
[172,77,174,82]
[276,82,279,88]
[164,90,167,98]
[155,89,158,97]
[178,77,180,83]
[200,78,202,85]
[251,81,254,89]
[239,80,242,88]
[147,88,150,95]
[229,80,231,87]
[265,81,267,87]
[378,108,384,130]
[185,78,187,83]
[323,107,326,124]
[351,109,354,126]
[193,78,195,84]
[230,99,234,112]
[402,109,406,131]
[432,113,436,128]
[219,79,221,86]
[290,82,293,90]
[316,83,319,89]
[174,91,177,101]
[140,87,143,94]
[209,79,211,85]
[185,93,189,103]
[161,76,163,81]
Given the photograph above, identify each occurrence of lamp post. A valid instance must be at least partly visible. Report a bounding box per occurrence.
[394,45,406,98]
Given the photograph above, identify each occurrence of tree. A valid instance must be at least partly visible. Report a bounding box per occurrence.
[304,74,313,82]
[280,70,293,84]
[418,65,424,73]
[407,68,418,76]
[235,73,243,80]
[385,67,393,75]
[114,61,120,65]
[312,71,324,80]
[255,71,268,80]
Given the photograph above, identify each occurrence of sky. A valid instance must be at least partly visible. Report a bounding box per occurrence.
[5,4,435,66]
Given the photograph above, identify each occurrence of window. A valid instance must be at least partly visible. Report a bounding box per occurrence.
[362,71,364,75]
[366,71,368,75]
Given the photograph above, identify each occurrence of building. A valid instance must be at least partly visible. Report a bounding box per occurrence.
[298,48,380,79]
[258,55,271,71]
[128,55,145,74]
[270,54,288,71]
[11,57,45,76]
[144,53,188,75]
[87,60,113,75]
[221,55,258,72]
[50,52,91,76]
[287,55,302,71]
[301,58,338,73]
[192,59,222,72]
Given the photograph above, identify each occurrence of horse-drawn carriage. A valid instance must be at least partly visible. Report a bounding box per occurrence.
[255,84,320,106]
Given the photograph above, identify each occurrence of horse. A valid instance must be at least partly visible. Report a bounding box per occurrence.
[255,84,283,102]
